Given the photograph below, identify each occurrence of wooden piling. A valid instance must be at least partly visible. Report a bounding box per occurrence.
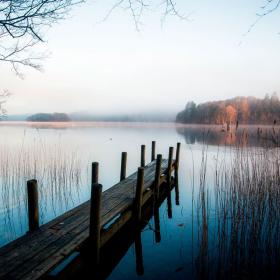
[167,146,174,185]
[141,145,145,167]
[151,141,156,162]
[154,154,162,199]
[175,142,181,170]
[120,152,127,181]
[89,182,103,266]
[27,179,39,231]
[90,163,102,265]
[92,162,99,184]
[135,167,144,222]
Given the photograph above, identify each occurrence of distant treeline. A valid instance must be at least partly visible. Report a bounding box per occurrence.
[27,113,70,122]
[176,94,280,125]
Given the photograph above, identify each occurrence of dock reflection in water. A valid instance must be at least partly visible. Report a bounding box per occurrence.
[54,177,178,280]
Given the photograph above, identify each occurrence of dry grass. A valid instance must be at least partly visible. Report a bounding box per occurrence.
[195,142,280,279]
[0,138,82,242]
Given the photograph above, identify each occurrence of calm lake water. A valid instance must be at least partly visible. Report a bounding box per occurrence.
[0,122,279,279]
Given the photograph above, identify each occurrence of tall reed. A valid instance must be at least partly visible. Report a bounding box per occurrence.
[194,142,280,279]
[0,137,82,245]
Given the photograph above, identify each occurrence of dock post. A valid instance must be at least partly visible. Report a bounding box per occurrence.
[175,142,181,170]
[92,162,99,184]
[151,141,156,161]
[27,179,39,231]
[154,154,162,199]
[120,152,127,181]
[89,182,102,266]
[90,162,102,265]
[141,145,145,167]
[167,147,174,185]
[135,167,145,222]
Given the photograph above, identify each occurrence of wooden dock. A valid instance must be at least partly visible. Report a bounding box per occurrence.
[0,142,180,280]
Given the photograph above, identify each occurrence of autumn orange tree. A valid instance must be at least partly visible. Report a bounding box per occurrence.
[225,105,237,125]
[176,94,280,125]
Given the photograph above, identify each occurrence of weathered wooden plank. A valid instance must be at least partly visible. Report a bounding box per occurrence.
[0,160,168,277]
[0,159,173,280]
[20,172,170,280]
[1,160,165,261]
[0,161,163,257]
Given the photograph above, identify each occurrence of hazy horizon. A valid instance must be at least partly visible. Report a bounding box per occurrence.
[1,0,280,115]
[5,94,278,118]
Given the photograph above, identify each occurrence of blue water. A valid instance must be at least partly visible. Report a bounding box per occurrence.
[0,122,279,279]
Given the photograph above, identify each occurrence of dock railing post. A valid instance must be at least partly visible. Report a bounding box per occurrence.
[89,162,102,266]
[135,167,145,223]
[92,162,99,184]
[151,141,156,162]
[167,147,174,185]
[175,142,181,171]
[27,179,39,231]
[90,183,102,266]
[154,154,162,199]
[120,152,127,181]
[141,145,145,167]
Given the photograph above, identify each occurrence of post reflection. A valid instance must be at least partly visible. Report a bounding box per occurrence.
[134,229,144,276]
[174,170,180,206]
[153,202,161,243]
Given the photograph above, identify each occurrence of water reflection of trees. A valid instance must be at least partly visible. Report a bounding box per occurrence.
[176,125,280,147]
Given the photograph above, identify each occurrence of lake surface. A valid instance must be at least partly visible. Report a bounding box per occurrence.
[0,122,279,279]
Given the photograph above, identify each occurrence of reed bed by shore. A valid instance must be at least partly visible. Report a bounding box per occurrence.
[194,142,280,279]
[0,138,82,244]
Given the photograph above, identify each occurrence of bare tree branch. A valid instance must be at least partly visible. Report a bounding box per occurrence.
[102,0,191,31]
[0,0,186,116]
[244,0,280,37]
[0,0,187,74]
[0,0,83,75]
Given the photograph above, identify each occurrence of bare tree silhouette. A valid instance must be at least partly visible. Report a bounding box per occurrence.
[1,0,278,75]
[0,0,188,116]
[244,0,280,36]
[0,0,189,76]
[0,0,83,76]
[103,0,190,31]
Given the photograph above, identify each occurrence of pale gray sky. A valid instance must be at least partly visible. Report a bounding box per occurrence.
[1,0,280,115]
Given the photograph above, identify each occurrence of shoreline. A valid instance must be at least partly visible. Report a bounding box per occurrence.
[0,121,277,129]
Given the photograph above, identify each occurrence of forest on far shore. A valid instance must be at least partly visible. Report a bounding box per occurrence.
[176,94,280,125]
